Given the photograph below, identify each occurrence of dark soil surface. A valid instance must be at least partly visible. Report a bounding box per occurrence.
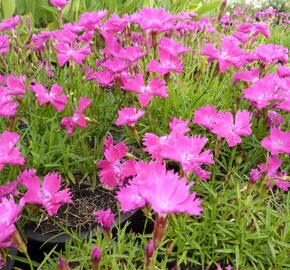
[26,184,118,234]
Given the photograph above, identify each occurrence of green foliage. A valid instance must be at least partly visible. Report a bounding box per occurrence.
[4,0,223,27]
[0,0,16,19]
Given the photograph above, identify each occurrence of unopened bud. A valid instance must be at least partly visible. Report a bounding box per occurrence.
[57,257,70,270]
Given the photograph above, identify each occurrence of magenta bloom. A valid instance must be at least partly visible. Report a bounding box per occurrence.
[55,42,92,67]
[122,74,168,106]
[103,14,129,33]
[31,31,52,52]
[132,8,174,32]
[232,68,259,85]
[193,105,218,131]
[95,209,115,229]
[0,196,24,248]
[267,110,284,128]
[22,170,72,216]
[94,70,115,87]
[243,75,282,109]
[143,118,189,161]
[0,173,22,199]
[60,97,92,136]
[53,29,77,44]
[144,119,188,161]
[0,16,21,32]
[6,75,26,97]
[101,58,129,74]
[277,65,290,78]
[116,107,144,127]
[97,134,136,189]
[261,127,290,155]
[211,110,252,147]
[250,156,290,191]
[253,44,288,65]
[0,131,24,170]
[162,133,214,179]
[116,182,146,212]
[78,11,108,31]
[158,37,189,56]
[117,162,202,215]
[0,34,9,54]
[0,90,18,117]
[30,82,68,112]
[50,0,69,9]
[169,118,190,135]
[147,50,182,76]
[236,22,270,38]
[118,46,147,63]
[202,36,245,72]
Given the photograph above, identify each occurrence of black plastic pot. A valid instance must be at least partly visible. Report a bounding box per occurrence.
[24,209,140,264]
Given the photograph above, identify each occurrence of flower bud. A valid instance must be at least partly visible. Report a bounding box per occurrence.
[92,245,101,270]
[57,257,70,270]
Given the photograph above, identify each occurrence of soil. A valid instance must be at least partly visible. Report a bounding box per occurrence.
[26,184,118,234]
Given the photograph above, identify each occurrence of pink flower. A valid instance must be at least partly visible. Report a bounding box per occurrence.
[0,16,21,32]
[22,170,72,216]
[147,49,182,76]
[97,134,136,189]
[0,173,23,199]
[232,68,259,85]
[101,58,129,74]
[243,75,282,109]
[0,90,18,117]
[103,14,129,33]
[267,110,284,128]
[250,156,290,191]
[132,8,174,32]
[0,196,24,248]
[118,46,147,63]
[161,133,214,179]
[277,65,290,78]
[211,110,252,147]
[54,42,92,67]
[30,82,68,112]
[115,107,144,127]
[50,0,69,9]
[118,162,202,215]
[53,29,77,44]
[143,118,189,160]
[202,36,245,72]
[158,37,189,56]
[31,31,52,52]
[95,209,115,229]
[78,11,108,31]
[261,127,290,155]
[0,34,9,54]
[193,105,218,130]
[122,74,168,106]
[169,118,190,134]
[236,22,270,38]
[0,131,24,170]
[116,182,146,212]
[60,97,92,136]
[253,44,288,65]
[94,70,115,87]
[6,75,26,97]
